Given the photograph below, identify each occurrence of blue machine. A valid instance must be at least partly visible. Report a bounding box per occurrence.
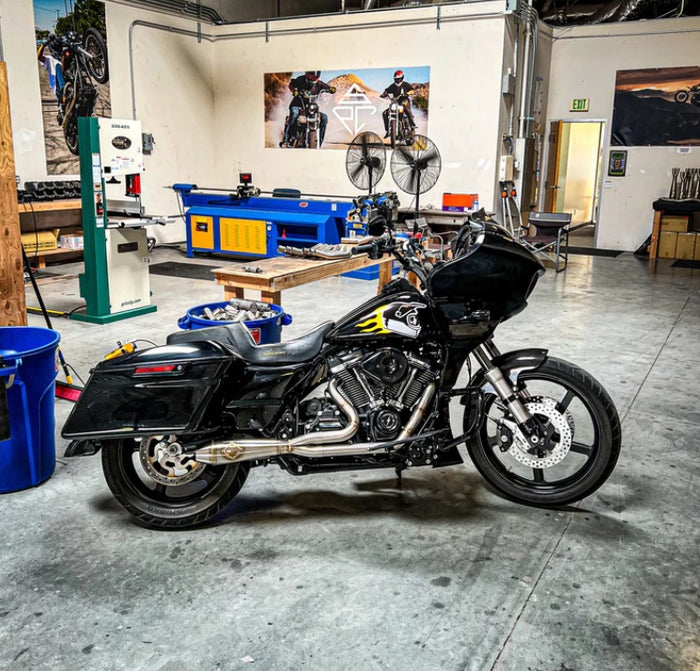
[173,178,354,259]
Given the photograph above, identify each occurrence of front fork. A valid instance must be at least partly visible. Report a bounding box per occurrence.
[472,340,545,450]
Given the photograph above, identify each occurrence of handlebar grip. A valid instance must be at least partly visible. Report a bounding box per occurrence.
[350,241,377,255]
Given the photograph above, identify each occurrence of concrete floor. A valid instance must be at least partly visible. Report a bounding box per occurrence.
[1,247,698,671]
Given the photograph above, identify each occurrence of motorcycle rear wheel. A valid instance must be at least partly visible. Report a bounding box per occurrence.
[64,112,79,155]
[102,437,249,529]
[466,357,621,507]
[84,27,109,84]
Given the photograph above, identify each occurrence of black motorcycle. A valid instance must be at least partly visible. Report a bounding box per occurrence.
[63,202,621,529]
[674,83,700,106]
[46,29,109,155]
[382,91,415,148]
[281,88,334,149]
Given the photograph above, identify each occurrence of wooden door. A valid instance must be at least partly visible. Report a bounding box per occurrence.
[544,120,562,212]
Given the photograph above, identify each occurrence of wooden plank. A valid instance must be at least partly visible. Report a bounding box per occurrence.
[649,210,662,260]
[213,251,393,306]
[0,62,26,326]
[18,199,81,213]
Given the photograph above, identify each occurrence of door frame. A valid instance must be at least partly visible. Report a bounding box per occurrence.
[541,118,607,239]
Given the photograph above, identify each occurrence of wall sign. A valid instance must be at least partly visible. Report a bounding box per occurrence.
[608,150,628,177]
[570,98,590,112]
[264,66,431,150]
[611,66,700,146]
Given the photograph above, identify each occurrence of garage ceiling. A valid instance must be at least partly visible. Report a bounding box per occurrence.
[114,0,699,25]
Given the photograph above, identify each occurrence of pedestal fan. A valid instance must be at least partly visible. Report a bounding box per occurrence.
[389,135,441,213]
[345,131,387,193]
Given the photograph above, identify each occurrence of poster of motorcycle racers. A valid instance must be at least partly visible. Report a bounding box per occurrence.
[611,66,700,147]
[34,0,110,174]
[265,66,430,149]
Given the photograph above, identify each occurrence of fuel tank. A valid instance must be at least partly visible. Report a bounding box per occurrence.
[328,280,436,343]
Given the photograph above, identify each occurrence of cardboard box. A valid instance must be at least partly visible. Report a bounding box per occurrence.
[660,215,689,233]
[442,193,479,212]
[21,230,57,254]
[657,232,678,258]
[675,233,696,260]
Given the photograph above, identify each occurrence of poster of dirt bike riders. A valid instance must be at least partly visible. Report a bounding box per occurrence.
[34,0,111,174]
[611,66,700,147]
[265,66,430,149]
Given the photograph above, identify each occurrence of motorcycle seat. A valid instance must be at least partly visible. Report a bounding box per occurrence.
[166,320,335,365]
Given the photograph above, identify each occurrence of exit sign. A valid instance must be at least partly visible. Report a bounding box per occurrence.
[570,98,590,112]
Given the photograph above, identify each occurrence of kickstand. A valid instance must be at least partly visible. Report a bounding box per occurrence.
[395,464,405,490]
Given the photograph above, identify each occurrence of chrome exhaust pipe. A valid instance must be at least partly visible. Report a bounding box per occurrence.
[193,380,436,465]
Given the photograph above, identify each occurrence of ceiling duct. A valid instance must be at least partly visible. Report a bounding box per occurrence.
[120,0,225,24]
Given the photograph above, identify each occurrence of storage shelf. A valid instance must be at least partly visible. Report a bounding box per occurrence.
[19,199,81,213]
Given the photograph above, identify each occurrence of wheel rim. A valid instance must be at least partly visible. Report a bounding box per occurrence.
[477,371,602,492]
[117,436,231,508]
[85,34,106,81]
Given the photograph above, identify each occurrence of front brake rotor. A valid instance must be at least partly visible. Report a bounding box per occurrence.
[505,398,573,468]
[139,435,205,486]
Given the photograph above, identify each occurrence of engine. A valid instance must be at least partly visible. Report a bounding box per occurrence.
[301,347,439,443]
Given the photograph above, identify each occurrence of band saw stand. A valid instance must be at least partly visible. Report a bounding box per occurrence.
[74,117,171,324]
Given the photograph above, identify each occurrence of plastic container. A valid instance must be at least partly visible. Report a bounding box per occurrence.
[177,301,292,344]
[0,327,60,494]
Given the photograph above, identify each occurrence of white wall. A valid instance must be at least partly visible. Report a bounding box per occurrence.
[547,17,700,250]
[210,3,508,210]
[105,4,218,241]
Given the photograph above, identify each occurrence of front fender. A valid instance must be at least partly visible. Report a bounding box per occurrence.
[469,348,548,390]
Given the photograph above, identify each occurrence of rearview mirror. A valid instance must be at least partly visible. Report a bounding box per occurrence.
[368,215,387,237]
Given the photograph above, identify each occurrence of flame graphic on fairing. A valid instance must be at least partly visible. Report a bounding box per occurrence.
[355,306,391,334]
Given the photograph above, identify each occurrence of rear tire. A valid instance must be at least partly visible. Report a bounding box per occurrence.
[64,112,79,155]
[466,357,621,507]
[101,436,249,529]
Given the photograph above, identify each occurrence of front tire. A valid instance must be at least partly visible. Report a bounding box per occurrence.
[389,119,397,148]
[101,436,249,529]
[84,28,109,84]
[466,357,621,507]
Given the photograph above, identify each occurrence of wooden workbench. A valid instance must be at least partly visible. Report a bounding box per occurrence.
[212,252,394,306]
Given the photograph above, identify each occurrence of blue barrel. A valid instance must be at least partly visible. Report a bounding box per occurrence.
[0,327,60,493]
[177,302,292,344]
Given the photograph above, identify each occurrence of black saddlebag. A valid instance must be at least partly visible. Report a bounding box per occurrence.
[62,341,243,439]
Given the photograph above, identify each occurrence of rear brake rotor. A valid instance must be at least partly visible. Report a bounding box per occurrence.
[139,435,205,486]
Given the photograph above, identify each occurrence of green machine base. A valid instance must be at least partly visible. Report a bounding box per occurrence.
[72,304,157,324]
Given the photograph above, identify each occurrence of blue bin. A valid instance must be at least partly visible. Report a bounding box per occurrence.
[177,302,292,344]
[0,327,60,494]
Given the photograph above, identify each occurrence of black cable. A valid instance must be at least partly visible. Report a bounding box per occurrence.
[27,198,40,268]
[67,304,87,316]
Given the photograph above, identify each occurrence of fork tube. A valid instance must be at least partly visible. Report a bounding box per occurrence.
[473,342,532,426]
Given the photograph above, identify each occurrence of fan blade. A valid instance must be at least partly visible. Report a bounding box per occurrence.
[350,162,366,181]
[420,148,440,165]
[394,147,415,166]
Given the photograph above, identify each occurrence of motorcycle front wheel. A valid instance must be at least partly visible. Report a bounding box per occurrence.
[466,357,621,507]
[389,119,397,148]
[101,436,250,529]
[84,27,109,84]
[675,90,689,103]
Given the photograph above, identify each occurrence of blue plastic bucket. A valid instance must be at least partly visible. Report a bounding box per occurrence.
[0,327,60,494]
[177,302,292,344]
